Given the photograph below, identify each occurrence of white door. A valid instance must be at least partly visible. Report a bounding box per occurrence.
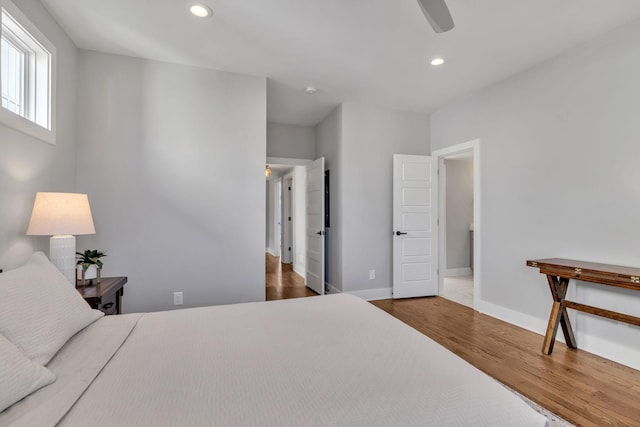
[306,157,325,295]
[393,154,438,298]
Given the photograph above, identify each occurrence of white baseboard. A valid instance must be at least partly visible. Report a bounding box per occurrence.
[266,248,279,257]
[326,283,341,295]
[476,300,550,337]
[477,299,640,371]
[574,330,640,371]
[347,287,393,301]
[444,267,472,277]
[293,264,306,279]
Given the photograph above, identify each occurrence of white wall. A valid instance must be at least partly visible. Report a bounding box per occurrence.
[76,50,267,312]
[445,159,473,272]
[0,0,77,270]
[267,122,315,159]
[431,20,640,369]
[292,166,307,277]
[266,175,288,257]
[266,179,274,254]
[265,182,269,249]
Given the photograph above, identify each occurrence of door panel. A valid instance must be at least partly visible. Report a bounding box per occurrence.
[306,157,325,295]
[393,154,438,298]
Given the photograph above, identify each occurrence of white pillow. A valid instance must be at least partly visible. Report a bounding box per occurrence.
[0,332,56,412]
[0,252,103,365]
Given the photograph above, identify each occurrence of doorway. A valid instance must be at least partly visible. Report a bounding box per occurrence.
[432,140,481,309]
[265,157,317,299]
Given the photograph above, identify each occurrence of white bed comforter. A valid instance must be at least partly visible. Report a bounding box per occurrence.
[2,294,548,427]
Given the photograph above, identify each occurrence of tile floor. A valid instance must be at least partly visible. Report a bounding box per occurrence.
[442,275,473,308]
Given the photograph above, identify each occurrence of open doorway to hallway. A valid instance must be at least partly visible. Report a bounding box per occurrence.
[265,159,317,300]
[266,253,318,300]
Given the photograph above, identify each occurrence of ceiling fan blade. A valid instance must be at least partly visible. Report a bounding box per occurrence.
[417,0,455,33]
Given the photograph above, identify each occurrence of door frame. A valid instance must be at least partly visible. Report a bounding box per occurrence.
[305,157,325,295]
[265,157,312,273]
[274,178,282,257]
[281,175,293,264]
[432,139,481,310]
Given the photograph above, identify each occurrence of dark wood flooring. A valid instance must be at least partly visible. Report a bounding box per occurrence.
[265,253,317,301]
[372,297,640,427]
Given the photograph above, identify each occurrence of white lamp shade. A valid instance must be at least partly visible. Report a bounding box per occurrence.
[26,192,96,236]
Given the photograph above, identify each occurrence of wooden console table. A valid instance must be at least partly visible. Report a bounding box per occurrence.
[526,258,640,355]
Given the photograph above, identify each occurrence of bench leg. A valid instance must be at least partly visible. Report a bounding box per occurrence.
[542,275,577,354]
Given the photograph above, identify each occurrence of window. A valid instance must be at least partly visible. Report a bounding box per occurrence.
[0,0,55,143]
[1,35,25,116]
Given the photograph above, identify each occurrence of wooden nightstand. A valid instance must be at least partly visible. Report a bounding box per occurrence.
[77,276,127,315]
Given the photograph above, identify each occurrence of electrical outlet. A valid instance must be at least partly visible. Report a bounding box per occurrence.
[369,269,375,280]
[173,292,183,306]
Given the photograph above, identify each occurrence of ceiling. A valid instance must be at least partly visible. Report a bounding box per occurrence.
[41,0,640,126]
[266,164,294,179]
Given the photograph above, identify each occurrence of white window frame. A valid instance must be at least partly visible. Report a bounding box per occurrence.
[0,0,56,144]
[1,34,27,116]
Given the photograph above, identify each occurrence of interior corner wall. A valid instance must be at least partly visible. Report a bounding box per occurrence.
[315,106,342,292]
[340,103,430,296]
[430,20,640,369]
[0,0,77,270]
[267,122,315,159]
[445,159,473,271]
[76,50,267,313]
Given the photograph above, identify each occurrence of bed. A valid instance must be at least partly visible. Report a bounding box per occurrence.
[1,252,548,426]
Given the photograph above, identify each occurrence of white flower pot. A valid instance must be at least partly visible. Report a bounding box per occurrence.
[78,264,98,280]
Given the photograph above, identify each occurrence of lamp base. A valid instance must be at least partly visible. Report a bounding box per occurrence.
[49,235,76,285]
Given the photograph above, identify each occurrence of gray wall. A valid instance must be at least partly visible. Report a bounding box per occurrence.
[315,103,430,296]
[315,106,342,291]
[0,0,77,270]
[431,20,640,369]
[445,159,473,271]
[267,122,315,159]
[341,103,430,295]
[76,50,267,312]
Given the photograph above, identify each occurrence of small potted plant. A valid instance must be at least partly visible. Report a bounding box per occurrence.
[76,249,107,286]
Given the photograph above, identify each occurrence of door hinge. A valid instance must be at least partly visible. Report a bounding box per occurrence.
[288,217,291,221]
[288,186,291,191]
[288,247,291,251]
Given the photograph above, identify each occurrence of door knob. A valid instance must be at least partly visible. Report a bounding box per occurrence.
[316,231,324,236]
[395,231,408,236]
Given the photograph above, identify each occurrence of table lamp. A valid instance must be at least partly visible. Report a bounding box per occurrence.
[26,192,96,285]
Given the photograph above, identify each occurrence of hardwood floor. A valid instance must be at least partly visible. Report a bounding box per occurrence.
[266,253,317,301]
[372,297,640,427]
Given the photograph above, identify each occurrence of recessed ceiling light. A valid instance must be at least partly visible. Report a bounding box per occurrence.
[430,57,445,66]
[304,86,318,95]
[189,3,213,18]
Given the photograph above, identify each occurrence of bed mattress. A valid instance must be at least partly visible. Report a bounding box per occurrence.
[2,293,548,426]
